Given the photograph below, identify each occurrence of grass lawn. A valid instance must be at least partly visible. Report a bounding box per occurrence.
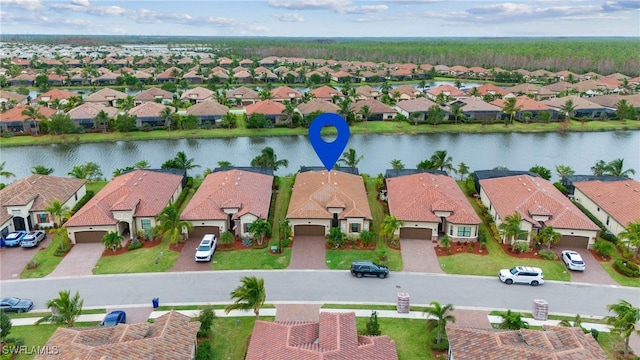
[210,248,291,270]
[210,317,274,360]
[269,176,293,248]
[326,248,402,271]
[599,250,640,287]
[5,322,101,360]
[20,235,66,279]
[84,180,108,194]
[355,317,434,360]
[92,237,179,274]
[177,177,203,213]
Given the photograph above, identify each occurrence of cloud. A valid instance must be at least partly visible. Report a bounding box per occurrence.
[349,16,384,22]
[459,2,603,23]
[203,16,242,26]
[267,0,387,14]
[62,18,92,27]
[70,0,89,6]
[340,4,388,14]
[273,12,305,22]
[133,8,193,24]
[0,0,43,11]
[50,3,126,16]
[602,0,640,11]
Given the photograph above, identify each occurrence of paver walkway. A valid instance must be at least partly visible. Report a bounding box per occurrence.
[288,236,327,269]
[400,239,443,273]
[1,236,53,280]
[48,243,104,278]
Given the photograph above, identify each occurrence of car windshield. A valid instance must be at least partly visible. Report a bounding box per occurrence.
[197,245,211,251]
[7,298,19,306]
[572,259,584,264]
[510,268,518,275]
[103,319,118,326]
[6,233,18,239]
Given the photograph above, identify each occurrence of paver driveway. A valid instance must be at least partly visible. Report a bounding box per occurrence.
[555,247,616,285]
[288,236,327,269]
[400,239,444,273]
[170,237,213,272]
[48,243,104,278]
[0,235,52,280]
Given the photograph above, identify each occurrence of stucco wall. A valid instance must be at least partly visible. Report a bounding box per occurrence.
[573,188,626,236]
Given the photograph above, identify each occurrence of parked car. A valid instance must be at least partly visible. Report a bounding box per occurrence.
[100,310,127,326]
[0,297,34,313]
[4,231,27,247]
[562,250,586,271]
[20,230,46,248]
[350,261,389,279]
[194,234,217,262]
[498,266,544,286]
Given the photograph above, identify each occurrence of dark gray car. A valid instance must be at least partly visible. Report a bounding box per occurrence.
[0,297,34,313]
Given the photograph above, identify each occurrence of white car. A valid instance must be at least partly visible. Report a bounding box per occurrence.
[562,250,586,271]
[194,234,217,262]
[498,266,544,286]
[20,230,46,248]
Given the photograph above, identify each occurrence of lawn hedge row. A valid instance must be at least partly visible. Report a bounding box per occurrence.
[613,259,640,278]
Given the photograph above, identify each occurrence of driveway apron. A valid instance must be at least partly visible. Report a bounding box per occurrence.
[48,243,104,278]
[400,239,444,273]
[288,236,327,269]
[555,247,617,285]
[0,236,53,280]
[169,237,213,272]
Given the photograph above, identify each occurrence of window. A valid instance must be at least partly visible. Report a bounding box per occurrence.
[350,223,360,233]
[517,231,528,240]
[38,213,47,223]
[243,223,250,233]
[449,226,453,236]
[606,216,610,226]
[457,226,471,237]
[141,219,152,231]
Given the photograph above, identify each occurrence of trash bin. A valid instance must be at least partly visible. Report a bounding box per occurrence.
[397,292,410,314]
[152,297,159,309]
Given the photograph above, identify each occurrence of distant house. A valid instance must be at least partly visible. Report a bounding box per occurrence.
[7,74,35,87]
[183,70,204,84]
[129,102,173,128]
[390,85,421,100]
[0,105,56,133]
[542,95,609,119]
[134,87,174,105]
[67,102,118,129]
[572,179,640,236]
[180,86,214,104]
[36,311,199,360]
[271,86,303,103]
[355,85,381,100]
[309,85,343,102]
[479,174,599,248]
[470,84,510,98]
[296,99,339,117]
[64,169,185,243]
[350,99,397,121]
[227,86,260,106]
[450,97,502,122]
[246,312,398,360]
[35,89,77,107]
[287,170,372,237]
[505,83,555,101]
[426,84,465,101]
[386,173,481,241]
[84,88,128,107]
[395,97,438,123]
[491,96,556,121]
[0,175,86,236]
[245,100,286,124]
[184,100,229,125]
[180,169,273,239]
[446,325,607,360]
[0,90,28,107]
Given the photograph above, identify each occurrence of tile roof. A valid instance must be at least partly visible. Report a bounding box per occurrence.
[181,169,273,221]
[479,175,599,231]
[0,175,85,211]
[287,170,372,220]
[128,101,171,117]
[180,86,214,101]
[65,170,183,227]
[473,83,510,96]
[355,85,381,99]
[67,103,118,120]
[310,85,343,100]
[296,100,339,115]
[36,311,199,360]
[246,312,398,360]
[542,96,606,110]
[227,86,260,100]
[427,84,465,97]
[395,97,437,113]
[0,90,28,103]
[36,89,77,102]
[454,97,502,112]
[447,325,607,360]
[185,99,229,116]
[542,81,574,93]
[246,100,286,116]
[84,88,127,103]
[387,173,481,225]
[391,85,421,97]
[134,87,174,102]
[586,94,623,108]
[492,96,551,112]
[574,179,640,227]
[350,99,397,114]
[0,105,56,122]
[271,86,303,100]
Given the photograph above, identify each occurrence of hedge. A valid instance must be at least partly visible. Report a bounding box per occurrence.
[72,190,94,212]
[613,259,640,278]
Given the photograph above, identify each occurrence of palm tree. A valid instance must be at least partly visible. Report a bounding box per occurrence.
[449,102,465,124]
[250,147,288,171]
[410,111,422,125]
[337,98,353,122]
[429,150,454,172]
[380,215,404,243]
[468,87,480,97]
[220,113,237,129]
[502,97,522,125]
[35,290,83,328]
[535,226,561,251]
[425,301,456,345]
[94,110,110,132]
[456,162,470,181]
[0,161,15,179]
[338,148,364,168]
[555,164,575,182]
[31,165,54,175]
[497,310,529,330]
[605,300,640,358]
[591,160,607,176]
[154,204,193,247]
[134,160,150,169]
[44,200,73,228]
[618,221,640,258]
[604,158,636,177]
[225,276,266,319]
[560,99,576,121]
[21,105,46,135]
[390,159,404,170]
[168,151,200,175]
[102,231,123,253]
[160,106,175,129]
[498,211,523,245]
[427,104,444,125]
[217,160,234,168]
[417,159,435,170]
[559,313,584,328]
[247,218,270,246]
[359,105,371,122]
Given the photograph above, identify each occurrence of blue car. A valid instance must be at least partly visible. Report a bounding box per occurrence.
[4,231,27,247]
[100,310,127,326]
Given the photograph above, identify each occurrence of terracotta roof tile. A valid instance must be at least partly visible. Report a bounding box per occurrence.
[0,105,56,122]
[574,180,640,228]
[480,175,599,231]
[227,86,260,100]
[395,97,437,113]
[271,86,303,100]
[350,99,397,114]
[185,100,229,116]
[355,85,381,99]
[84,88,127,103]
[473,83,510,96]
[0,90,28,103]
[65,170,182,227]
[181,169,273,221]
[35,89,77,102]
[287,170,372,220]
[542,96,606,111]
[492,96,551,112]
[128,101,171,117]
[134,87,174,102]
[427,84,465,97]
[180,86,214,101]
[246,100,286,116]
[296,100,339,115]
[310,85,343,100]
[67,103,118,120]
[0,175,85,212]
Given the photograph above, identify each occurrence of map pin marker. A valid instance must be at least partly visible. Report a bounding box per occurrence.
[308,113,351,172]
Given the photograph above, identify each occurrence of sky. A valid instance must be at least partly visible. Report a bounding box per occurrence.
[0,0,639,37]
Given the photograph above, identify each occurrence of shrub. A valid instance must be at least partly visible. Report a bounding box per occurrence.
[281,237,291,247]
[197,305,216,338]
[590,328,599,341]
[26,260,39,269]
[359,229,375,246]
[327,227,346,249]
[241,236,252,247]
[539,250,558,260]
[513,241,529,254]
[468,245,474,253]
[464,176,476,196]
[613,259,640,277]
[430,337,450,351]
[363,311,381,336]
[72,191,94,212]
[196,341,213,360]
[553,182,568,195]
[592,240,615,257]
[220,231,234,245]
[127,239,143,251]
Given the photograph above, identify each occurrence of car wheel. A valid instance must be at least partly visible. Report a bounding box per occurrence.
[531,280,539,287]
[378,273,384,279]
[505,279,513,285]
[17,309,23,313]
[356,273,363,278]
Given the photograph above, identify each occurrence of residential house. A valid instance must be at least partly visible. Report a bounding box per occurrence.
[350,99,397,121]
[0,105,56,133]
[239,58,253,67]
[542,81,575,96]
[0,175,86,236]
[36,311,199,360]
[355,85,381,100]
[155,67,180,83]
[180,169,273,239]
[7,73,35,87]
[46,73,66,86]
[446,325,607,360]
[542,96,608,119]
[35,89,77,107]
[287,169,372,237]
[0,90,28,108]
[255,69,279,83]
[218,57,233,67]
[84,88,128,107]
[129,102,173,128]
[271,86,303,103]
[184,100,229,125]
[309,85,343,102]
[491,96,556,121]
[296,99,339,117]
[226,86,260,106]
[245,100,286,124]
[180,86,214,104]
[386,173,481,241]
[478,174,599,248]
[331,70,355,82]
[246,312,398,360]
[388,67,413,81]
[470,84,510,98]
[450,97,501,122]
[390,85,421,100]
[182,70,204,84]
[233,70,253,83]
[434,64,450,75]
[134,87,174,105]
[449,65,469,77]
[133,71,154,83]
[64,169,185,243]
[572,179,640,236]
[426,84,465,101]
[92,71,118,85]
[505,83,555,100]
[394,97,438,123]
[67,102,118,129]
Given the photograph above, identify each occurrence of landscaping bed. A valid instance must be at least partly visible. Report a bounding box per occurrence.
[102,238,161,256]
[435,241,488,257]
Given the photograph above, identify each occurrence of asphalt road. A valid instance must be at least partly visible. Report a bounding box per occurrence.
[1,270,638,317]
